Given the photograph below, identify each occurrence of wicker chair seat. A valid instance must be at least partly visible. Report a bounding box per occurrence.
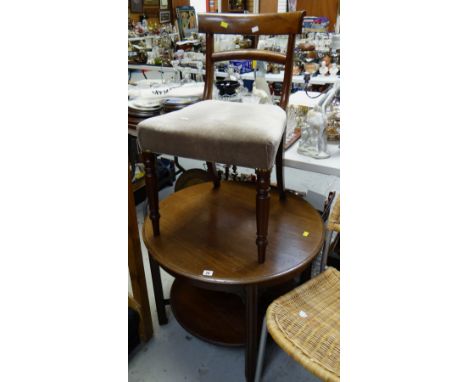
[266,267,340,382]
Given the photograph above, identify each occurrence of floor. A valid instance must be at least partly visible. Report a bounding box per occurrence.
[128,159,336,382]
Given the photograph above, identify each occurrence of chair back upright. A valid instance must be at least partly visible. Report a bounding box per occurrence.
[198,11,305,110]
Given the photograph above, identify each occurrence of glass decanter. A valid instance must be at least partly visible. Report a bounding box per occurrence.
[196,61,204,83]
[181,67,195,84]
[171,60,181,84]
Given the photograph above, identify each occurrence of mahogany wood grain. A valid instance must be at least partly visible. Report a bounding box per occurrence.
[142,151,160,236]
[170,279,246,346]
[278,34,296,110]
[259,0,278,14]
[212,50,286,65]
[198,12,304,35]
[142,181,324,288]
[255,169,271,264]
[169,278,301,347]
[128,168,154,341]
[203,32,215,100]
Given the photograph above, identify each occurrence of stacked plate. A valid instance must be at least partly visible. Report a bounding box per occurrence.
[128,82,205,117]
[128,97,162,118]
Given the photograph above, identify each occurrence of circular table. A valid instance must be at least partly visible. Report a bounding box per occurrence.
[143,181,324,381]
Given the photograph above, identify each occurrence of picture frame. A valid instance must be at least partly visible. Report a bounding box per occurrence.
[130,0,144,13]
[160,10,171,24]
[160,0,168,9]
[144,0,159,5]
[228,0,245,12]
[176,6,197,40]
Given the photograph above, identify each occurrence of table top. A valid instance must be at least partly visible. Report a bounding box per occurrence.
[143,181,324,287]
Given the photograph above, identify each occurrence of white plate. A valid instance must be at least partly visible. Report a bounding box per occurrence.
[135,79,163,87]
[133,97,161,108]
[167,82,204,98]
[128,98,160,110]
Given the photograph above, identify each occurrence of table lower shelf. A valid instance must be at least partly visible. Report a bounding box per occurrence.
[170,279,246,347]
[169,277,300,347]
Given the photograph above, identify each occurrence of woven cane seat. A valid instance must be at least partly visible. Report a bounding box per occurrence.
[266,267,340,382]
[137,100,287,169]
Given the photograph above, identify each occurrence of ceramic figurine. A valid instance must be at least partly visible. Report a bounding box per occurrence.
[298,106,330,159]
[319,61,329,75]
[196,61,204,82]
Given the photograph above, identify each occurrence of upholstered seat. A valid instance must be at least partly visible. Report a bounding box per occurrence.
[137,100,287,169]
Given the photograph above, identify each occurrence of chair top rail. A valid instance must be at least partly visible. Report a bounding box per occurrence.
[198,12,305,35]
[212,49,286,65]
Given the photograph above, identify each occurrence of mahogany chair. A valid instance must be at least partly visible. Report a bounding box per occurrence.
[137,11,305,263]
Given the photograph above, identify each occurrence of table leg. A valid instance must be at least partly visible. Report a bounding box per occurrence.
[300,263,312,284]
[149,255,168,325]
[245,284,259,382]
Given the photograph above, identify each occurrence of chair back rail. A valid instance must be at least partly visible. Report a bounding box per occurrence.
[198,12,304,35]
[212,50,286,65]
[198,11,305,110]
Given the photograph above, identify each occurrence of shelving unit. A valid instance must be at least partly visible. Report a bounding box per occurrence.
[128,33,179,42]
[128,64,339,85]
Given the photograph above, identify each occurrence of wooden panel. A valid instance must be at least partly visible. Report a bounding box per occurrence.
[259,0,278,13]
[296,0,340,31]
[170,279,246,346]
[220,0,229,12]
[198,11,304,35]
[212,49,286,64]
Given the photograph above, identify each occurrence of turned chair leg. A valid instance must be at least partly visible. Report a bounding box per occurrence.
[142,151,160,236]
[275,137,286,200]
[255,169,271,264]
[206,161,220,188]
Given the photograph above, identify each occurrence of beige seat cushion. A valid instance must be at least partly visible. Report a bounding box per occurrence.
[137,100,287,169]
